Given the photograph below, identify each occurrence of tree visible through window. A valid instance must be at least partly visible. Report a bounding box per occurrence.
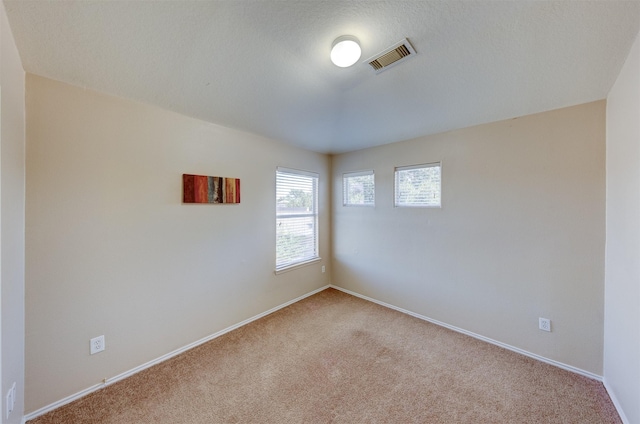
[343,170,375,206]
[276,168,319,271]
[395,163,441,207]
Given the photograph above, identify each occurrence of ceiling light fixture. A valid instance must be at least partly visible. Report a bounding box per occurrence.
[330,35,361,68]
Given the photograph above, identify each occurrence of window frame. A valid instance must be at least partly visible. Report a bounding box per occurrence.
[394,162,442,208]
[343,170,375,207]
[275,167,320,273]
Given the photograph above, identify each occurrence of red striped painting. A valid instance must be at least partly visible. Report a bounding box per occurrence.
[183,174,241,204]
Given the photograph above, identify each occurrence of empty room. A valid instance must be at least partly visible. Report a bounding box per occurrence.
[1,1,639,423]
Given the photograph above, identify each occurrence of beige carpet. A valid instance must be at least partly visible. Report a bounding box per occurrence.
[29,288,620,423]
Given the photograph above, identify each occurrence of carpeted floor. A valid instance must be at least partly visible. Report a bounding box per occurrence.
[29,288,620,423]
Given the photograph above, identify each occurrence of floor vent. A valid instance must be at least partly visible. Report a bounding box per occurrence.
[365,38,416,74]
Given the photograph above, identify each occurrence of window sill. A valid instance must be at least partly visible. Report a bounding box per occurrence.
[274,257,322,275]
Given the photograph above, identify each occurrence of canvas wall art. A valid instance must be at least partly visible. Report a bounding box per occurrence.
[183,174,240,204]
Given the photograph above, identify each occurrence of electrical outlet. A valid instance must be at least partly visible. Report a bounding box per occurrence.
[539,318,551,332]
[321,265,325,273]
[90,335,105,354]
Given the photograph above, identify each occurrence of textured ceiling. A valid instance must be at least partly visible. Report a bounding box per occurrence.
[4,1,640,154]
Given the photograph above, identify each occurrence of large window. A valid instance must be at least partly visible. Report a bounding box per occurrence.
[276,167,319,271]
[343,170,375,206]
[394,162,441,207]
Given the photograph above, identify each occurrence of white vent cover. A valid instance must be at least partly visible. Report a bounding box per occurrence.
[364,38,416,74]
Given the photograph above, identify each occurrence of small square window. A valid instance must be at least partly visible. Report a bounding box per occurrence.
[394,163,441,207]
[343,170,374,206]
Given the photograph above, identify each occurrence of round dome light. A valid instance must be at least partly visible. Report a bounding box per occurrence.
[330,36,361,68]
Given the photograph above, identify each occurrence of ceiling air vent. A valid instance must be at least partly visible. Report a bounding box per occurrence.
[365,38,416,74]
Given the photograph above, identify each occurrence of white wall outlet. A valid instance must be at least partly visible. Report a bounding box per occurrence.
[539,317,551,332]
[5,382,16,419]
[321,265,325,273]
[90,335,105,354]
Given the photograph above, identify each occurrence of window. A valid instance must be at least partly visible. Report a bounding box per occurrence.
[343,170,375,206]
[394,162,441,207]
[276,167,319,271]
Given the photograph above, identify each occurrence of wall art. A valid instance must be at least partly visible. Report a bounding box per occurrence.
[183,174,240,204]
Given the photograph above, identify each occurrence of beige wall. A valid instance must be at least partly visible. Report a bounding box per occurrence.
[25,75,331,413]
[604,31,640,424]
[1,2,25,423]
[332,101,606,375]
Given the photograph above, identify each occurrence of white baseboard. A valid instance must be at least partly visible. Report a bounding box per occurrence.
[23,285,331,422]
[603,379,630,424]
[24,284,609,422]
[330,285,603,382]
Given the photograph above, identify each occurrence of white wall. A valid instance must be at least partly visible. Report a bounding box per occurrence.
[0,2,25,423]
[25,75,331,413]
[332,101,606,375]
[604,31,640,424]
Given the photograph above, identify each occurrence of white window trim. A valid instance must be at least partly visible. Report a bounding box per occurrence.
[343,169,375,207]
[277,166,318,179]
[275,167,320,273]
[394,162,442,208]
[274,257,322,275]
